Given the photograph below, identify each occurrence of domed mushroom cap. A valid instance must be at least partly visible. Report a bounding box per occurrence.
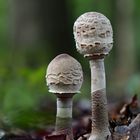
[46,54,83,93]
[73,12,113,57]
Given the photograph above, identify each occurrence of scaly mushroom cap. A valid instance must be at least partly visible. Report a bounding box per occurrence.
[46,54,83,93]
[73,12,113,58]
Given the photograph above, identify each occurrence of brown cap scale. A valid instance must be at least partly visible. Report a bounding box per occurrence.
[46,54,83,140]
[74,12,113,140]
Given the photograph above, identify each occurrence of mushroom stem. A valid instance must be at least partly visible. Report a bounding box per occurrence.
[56,97,73,119]
[55,94,74,140]
[89,59,110,140]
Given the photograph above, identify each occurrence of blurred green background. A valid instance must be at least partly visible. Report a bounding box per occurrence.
[0,0,140,131]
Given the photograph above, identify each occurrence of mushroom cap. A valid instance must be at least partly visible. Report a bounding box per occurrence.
[73,12,113,58]
[46,54,83,94]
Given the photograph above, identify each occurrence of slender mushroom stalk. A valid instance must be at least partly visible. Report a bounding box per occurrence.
[46,54,83,140]
[73,12,113,140]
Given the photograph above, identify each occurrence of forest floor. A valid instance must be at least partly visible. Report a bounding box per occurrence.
[0,95,140,140]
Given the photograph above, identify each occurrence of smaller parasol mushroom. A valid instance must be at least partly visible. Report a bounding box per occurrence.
[46,54,83,140]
